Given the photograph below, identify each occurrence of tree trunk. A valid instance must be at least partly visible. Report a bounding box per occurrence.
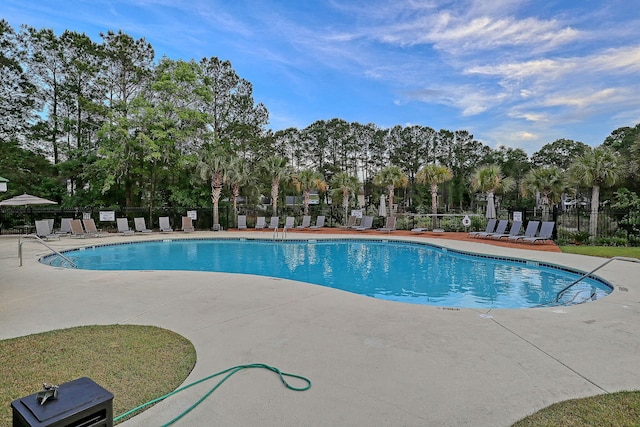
[343,192,349,222]
[303,190,310,215]
[431,184,438,229]
[589,185,600,240]
[271,180,279,216]
[387,185,394,216]
[211,182,222,227]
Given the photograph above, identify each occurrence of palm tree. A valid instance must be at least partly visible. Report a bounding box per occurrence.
[330,172,360,221]
[292,169,327,215]
[569,146,621,238]
[521,166,565,220]
[261,156,290,216]
[470,165,515,219]
[226,156,255,220]
[196,144,230,229]
[417,164,453,229]
[373,165,408,216]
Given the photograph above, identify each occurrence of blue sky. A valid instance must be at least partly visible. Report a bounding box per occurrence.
[3,0,640,154]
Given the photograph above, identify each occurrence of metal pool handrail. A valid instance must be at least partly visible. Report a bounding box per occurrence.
[555,256,640,302]
[18,235,77,268]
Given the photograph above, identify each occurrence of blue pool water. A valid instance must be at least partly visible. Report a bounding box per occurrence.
[42,238,612,309]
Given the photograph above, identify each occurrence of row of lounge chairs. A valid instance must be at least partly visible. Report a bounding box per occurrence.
[468,219,555,244]
[32,216,194,238]
[238,215,326,230]
[238,214,397,233]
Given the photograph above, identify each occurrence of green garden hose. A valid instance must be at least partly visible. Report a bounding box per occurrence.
[113,363,312,426]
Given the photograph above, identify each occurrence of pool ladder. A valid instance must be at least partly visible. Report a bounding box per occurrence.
[273,226,289,241]
[18,235,77,268]
[555,256,640,302]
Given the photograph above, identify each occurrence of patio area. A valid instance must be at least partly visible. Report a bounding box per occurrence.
[1,231,638,426]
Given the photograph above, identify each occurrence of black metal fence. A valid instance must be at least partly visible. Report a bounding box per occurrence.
[3,203,639,245]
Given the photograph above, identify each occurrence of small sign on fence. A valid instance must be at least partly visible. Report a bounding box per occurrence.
[99,211,115,221]
[187,210,198,220]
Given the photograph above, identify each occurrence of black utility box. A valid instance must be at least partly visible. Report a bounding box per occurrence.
[11,377,113,427]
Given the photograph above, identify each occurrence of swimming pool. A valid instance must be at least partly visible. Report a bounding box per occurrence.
[42,238,612,309]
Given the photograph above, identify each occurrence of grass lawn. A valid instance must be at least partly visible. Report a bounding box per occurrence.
[512,245,640,426]
[560,245,640,259]
[0,325,196,425]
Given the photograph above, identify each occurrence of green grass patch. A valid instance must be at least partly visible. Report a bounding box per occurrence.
[560,245,640,259]
[513,391,640,426]
[0,325,196,425]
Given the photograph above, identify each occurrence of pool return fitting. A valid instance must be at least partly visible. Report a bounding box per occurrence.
[113,363,312,426]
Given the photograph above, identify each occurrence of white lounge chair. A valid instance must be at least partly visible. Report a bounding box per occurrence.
[284,216,295,229]
[56,218,73,234]
[117,218,135,235]
[255,216,266,229]
[182,216,195,232]
[296,215,311,229]
[309,216,325,230]
[134,217,152,233]
[268,216,279,229]
[35,219,60,240]
[237,215,247,230]
[159,216,173,232]
[83,218,107,237]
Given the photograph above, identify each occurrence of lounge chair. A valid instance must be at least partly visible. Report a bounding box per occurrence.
[35,219,60,240]
[474,219,507,238]
[237,215,247,230]
[70,219,86,238]
[340,215,357,229]
[182,216,195,232]
[355,216,373,231]
[309,215,325,230]
[159,216,173,232]
[507,221,540,242]
[268,216,280,229]
[296,215,311,229]
[468,219,497,237]
[411,227,428,234]
[134,217,152,233]
[83,218,107,237]
[255,216,266,229]
[377,216,396,233]
[284,216,295,229]
[56,218,73,234]
[117,218,135,235]
[521,221,555,244]
[487,221,522,240]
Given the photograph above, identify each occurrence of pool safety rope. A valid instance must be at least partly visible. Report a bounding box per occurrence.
[113,363,312,426]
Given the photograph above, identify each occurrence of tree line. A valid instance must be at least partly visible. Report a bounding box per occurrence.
[1,20,640,232]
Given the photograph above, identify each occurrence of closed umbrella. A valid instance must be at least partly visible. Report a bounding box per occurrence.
[485,192,496,219]
[0,193,57,206]
[379,194,387,217]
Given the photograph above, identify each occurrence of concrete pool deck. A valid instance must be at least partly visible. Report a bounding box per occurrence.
[1,231,639,426]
